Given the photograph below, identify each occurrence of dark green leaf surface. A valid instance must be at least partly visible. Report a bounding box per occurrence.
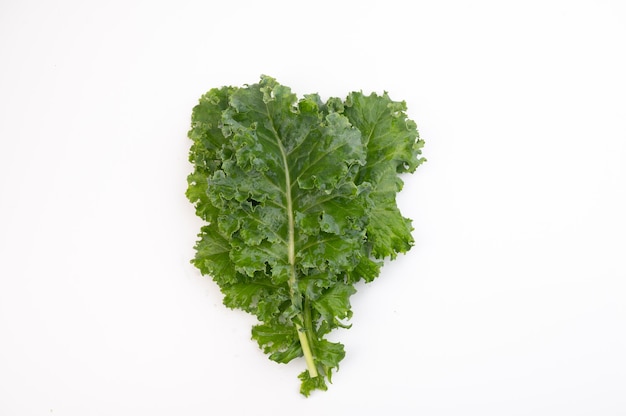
[186,75,424,395]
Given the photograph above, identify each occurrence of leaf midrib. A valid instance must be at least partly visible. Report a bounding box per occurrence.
[264,101,318,378]
[264,110,296,275]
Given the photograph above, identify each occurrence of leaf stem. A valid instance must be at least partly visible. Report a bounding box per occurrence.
[301,296,319,376]
[296,323,318,377]
[268,105,318,378]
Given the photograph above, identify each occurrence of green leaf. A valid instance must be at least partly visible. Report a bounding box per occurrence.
[312,283,357,324]
[298,371,328,397]
[191,224,237,285]
[222,280,289,322]
[343,91,425,259]
[252,321,302,364]
[314,339,346,380]
[187,86,236,222]
[186,76,425,396]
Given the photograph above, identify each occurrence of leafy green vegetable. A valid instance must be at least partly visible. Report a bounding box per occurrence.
[186,75,425,396]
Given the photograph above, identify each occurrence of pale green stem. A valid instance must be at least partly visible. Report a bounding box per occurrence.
[271,113,318,378]
[296,323,318,377]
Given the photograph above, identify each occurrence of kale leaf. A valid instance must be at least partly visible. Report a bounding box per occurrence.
[186,75,425,396]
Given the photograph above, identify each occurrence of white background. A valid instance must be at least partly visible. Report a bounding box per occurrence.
[1,0,625,414]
